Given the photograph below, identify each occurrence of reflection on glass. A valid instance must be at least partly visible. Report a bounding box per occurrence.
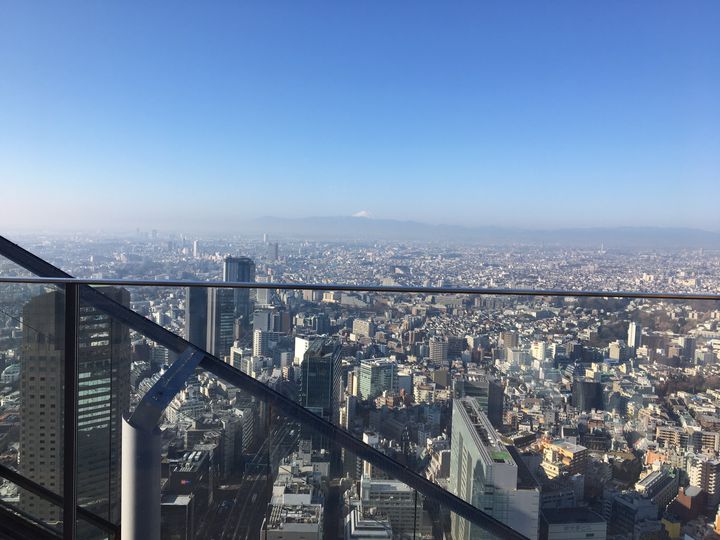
[76,287,132,528]
[16,288,65,525]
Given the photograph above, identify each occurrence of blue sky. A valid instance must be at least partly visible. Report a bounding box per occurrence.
[1,2,719,232]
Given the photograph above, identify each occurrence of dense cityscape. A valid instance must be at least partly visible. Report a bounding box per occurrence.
[0,232,719,539]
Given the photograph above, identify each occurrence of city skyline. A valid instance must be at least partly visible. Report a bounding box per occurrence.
[1,2,719,232]
[2,232,720,539]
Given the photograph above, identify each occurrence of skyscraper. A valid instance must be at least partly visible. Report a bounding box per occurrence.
[223,256,255,324]
[627,322,641,350]
[185,287,208,349]
[19,288,131,523]
[299,338,342,426]
[206,287,235,359]
[449,399,539,539]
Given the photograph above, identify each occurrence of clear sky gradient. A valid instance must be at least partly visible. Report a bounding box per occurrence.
[1,2,719,232]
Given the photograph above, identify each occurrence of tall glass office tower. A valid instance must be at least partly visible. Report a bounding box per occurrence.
[299,338,341,426]
[206,288,235,359]
[223,256,255,324]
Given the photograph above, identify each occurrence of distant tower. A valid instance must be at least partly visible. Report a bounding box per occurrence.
[627,322,642,349]
[299,338,342,452]
[223,256,255,324]
[192,240,200,258]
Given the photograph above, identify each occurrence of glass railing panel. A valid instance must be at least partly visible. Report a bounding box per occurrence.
[178,285,720,539]
[0,481,64,536]
[0,281,67,531]
[15,275,718,540]
[0,255,34,278]
[0,234,104,280]
[74,285,135,537]
[76,516,113,540]
[161,369,451,539]
[156,367,272,539]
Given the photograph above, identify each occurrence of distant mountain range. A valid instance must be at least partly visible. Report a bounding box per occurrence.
[245,216,720,248]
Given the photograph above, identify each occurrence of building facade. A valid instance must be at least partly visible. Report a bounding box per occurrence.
[449,399,539,540]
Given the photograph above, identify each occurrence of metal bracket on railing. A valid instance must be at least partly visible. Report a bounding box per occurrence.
[122,346,204,540]
[129,346,205,431]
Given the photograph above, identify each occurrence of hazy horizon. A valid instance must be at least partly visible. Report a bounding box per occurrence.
[1,2,719,232]
[4,215,720,251]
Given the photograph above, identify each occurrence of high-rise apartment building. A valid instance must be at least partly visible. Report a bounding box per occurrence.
[19,288,131,523]
[500,331,519,349]
[429,336,449,366]
[253,329,282,358]
[530,341,547,362]
[253,330,270,356]
[449,399,539,539]
[688,456,720,506]
[679,336,697,362]
[352,318,375,338]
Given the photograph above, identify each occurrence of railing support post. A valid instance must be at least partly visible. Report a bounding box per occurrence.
[121,418,161,540]
[63,283,79,540]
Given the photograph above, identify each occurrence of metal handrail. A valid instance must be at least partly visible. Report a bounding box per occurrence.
[0,464,119,538]
[0,275,718,301]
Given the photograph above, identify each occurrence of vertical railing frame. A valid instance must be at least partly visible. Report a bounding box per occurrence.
[63,283,79,540]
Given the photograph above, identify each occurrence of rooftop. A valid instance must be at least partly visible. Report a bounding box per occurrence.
[542,507,605,525]
[267,503,323,530]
